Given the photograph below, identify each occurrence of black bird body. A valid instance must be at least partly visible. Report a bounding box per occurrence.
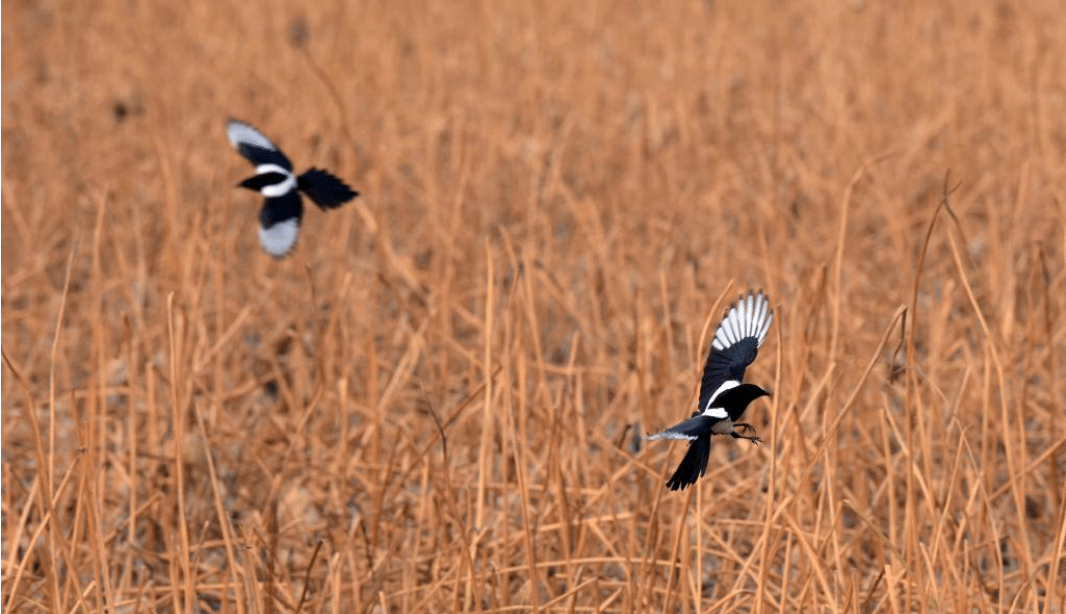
[648,291,774,491]
[227,120,359,258]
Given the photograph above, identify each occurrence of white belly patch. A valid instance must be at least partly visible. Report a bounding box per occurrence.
[711,418,734,435]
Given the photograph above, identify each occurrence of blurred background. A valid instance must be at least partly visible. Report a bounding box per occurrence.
[3,0,1064,611]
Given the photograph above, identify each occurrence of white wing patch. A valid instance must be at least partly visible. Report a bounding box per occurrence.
[702,380,739,414]
[261,176,297,198]
[227,120,279,152]
[255,163,291,176]
[253,164,297,197]
[258,218,300,258]
[250,165,295,198]
[704,406,728,419]
[711,291,773,351]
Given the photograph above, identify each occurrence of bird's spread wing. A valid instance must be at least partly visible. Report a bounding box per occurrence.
[647,414,719,441]
[227,119,293,171]
[698,291,773,412]
[297,168,359,210]
[257,191,304,258]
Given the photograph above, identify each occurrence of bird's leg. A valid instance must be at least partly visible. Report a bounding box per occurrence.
[731,431,762,446]
[734,422,757,434]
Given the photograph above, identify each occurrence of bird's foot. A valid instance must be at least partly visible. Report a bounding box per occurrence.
[734,422,757,434]
[731,431,762,446]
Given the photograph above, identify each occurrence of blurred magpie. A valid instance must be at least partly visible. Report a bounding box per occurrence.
[226,119,359,258]
[648,291,774,491]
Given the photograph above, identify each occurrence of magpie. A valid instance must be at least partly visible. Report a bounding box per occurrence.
[648,291,774,491]
[226,119,359,258]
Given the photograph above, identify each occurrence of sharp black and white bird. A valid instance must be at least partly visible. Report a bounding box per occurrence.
[226,119,359,258]
[648,291,774,491]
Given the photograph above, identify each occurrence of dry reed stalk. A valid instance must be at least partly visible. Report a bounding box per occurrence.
[4,1,1066,611]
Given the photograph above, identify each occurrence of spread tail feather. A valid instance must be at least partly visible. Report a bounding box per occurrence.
[665,436,711,491]
[297,168,359,210]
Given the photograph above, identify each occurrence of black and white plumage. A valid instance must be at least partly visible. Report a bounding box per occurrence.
[648,291,774,491]
[226,119,359,258]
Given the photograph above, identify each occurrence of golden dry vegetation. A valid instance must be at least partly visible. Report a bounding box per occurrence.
[3,0,1065,611]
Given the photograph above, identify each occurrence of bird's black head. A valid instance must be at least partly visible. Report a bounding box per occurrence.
[714,383,770,420]
[237,172,290,192]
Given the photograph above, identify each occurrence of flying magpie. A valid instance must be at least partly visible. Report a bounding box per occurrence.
[648,291,774,491]
[226,119,359,258]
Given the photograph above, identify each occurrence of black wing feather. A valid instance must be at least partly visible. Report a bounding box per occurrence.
[227,119,293,171]
[236,144,292,171]
[698,337,760,411]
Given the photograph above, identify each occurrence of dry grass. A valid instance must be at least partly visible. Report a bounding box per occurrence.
[3,0,1066,611]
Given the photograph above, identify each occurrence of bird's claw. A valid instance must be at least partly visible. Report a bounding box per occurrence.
[729,430,762,445]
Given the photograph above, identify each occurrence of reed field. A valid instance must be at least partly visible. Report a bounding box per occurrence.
[3,0,1066,611]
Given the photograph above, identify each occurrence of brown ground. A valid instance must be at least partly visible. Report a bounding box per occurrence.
[3,0,1065,611]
